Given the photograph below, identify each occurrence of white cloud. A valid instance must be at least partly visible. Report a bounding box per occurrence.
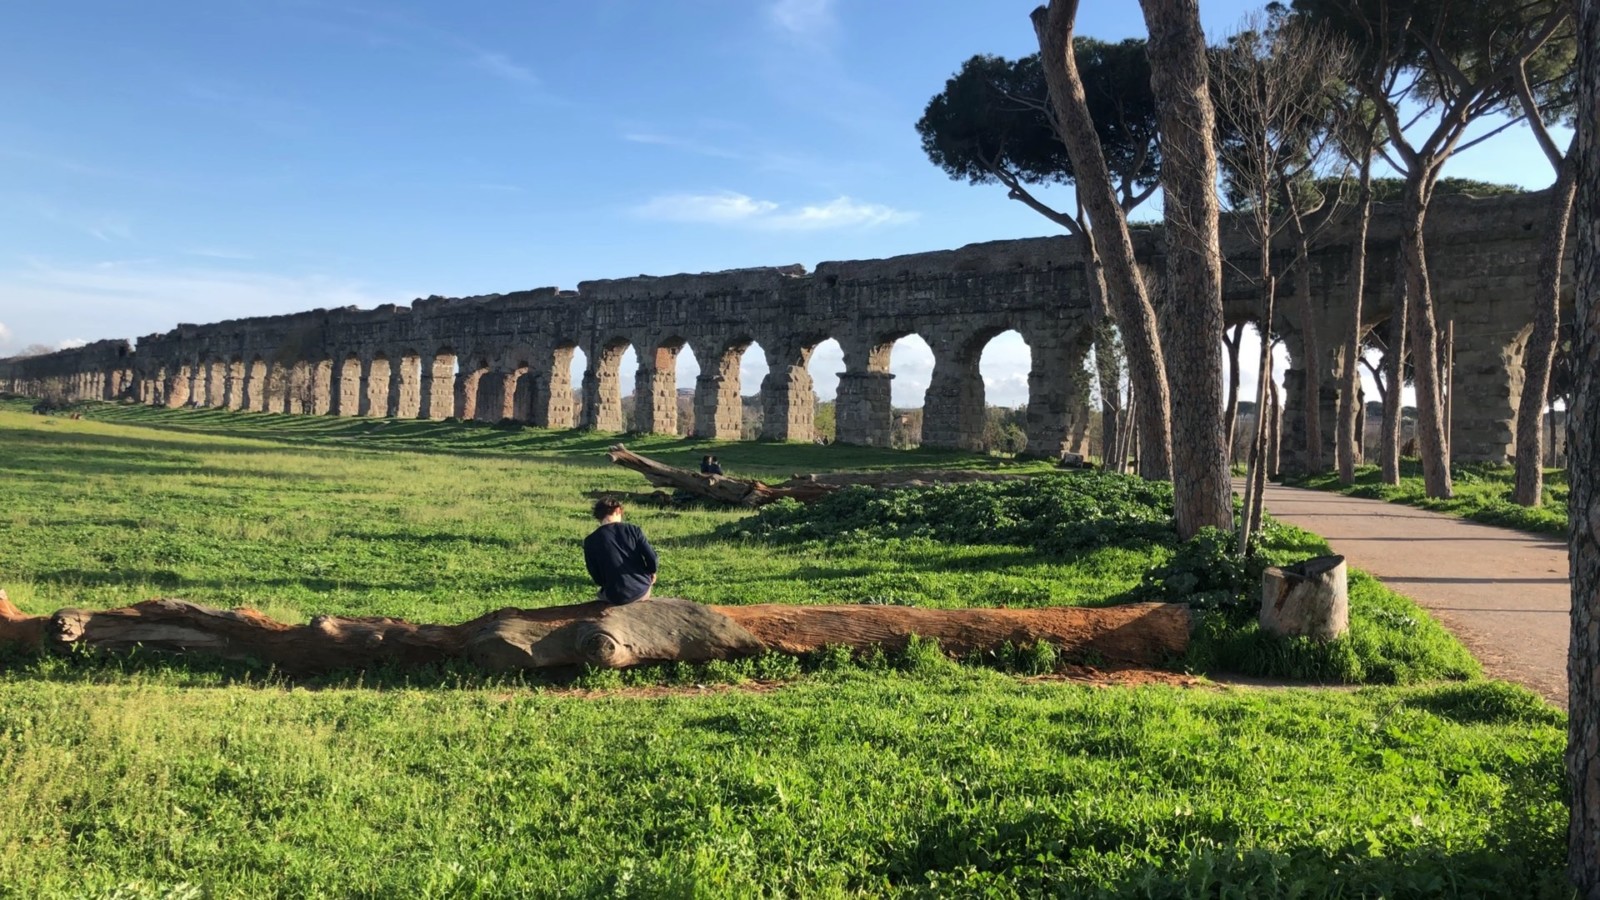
[471,50,540,88]
[622,132,743,160]
[635,191,778,225]
[0,321,10,346]
[635,191,914,231]
[57,338,87,349]
[769,0,836,42]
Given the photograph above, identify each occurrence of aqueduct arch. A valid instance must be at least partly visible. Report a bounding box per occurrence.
[0,192,1573,468]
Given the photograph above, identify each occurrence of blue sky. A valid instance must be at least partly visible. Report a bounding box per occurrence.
[0,0,1568,407]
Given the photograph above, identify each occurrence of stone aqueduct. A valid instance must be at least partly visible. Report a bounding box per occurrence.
[0,191,1572,472]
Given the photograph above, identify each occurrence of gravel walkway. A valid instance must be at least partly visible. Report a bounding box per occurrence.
[1251,481,1570,706]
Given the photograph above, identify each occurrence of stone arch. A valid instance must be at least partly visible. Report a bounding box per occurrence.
[335,354,363,416]
[970,328,1034,455]
[205,357,227,407]
[421,347,456,420]
[263,359,288,413]
[243,356,267,411]
[166,360,194,409]
[224,357,246,409]
[283,359,310,414]
[188,357,210,407]
[309,356,335,415]
[537,342,580,429]
[387,349,423,419]
[803,337,846,443]
[692,335,761,440]
[581,336,633,432]
[363,353,392,417]
[834,330,930,447]
[635,336,690,435]
[455,353,490,420]
[505,352,535,423]
[921,327,1010,452]
[758,336,827,442]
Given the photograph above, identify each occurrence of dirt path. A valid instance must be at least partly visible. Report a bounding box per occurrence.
[1251,481,1570,706]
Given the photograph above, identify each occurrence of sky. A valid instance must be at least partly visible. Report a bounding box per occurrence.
[0,0,1571,408]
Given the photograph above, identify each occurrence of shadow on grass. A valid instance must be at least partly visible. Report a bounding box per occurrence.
[882,805,1567,897]
[58,400,1041,476]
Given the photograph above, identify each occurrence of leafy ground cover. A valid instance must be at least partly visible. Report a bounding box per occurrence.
[0,401,1556,896]
[1287,460,1567,536]
[0,670,1568,898]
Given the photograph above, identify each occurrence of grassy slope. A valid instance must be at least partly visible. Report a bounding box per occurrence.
[0,402,1477,684]
[0,672,1567,899]
[0,401,1555,896]
[1288,460,1568,536]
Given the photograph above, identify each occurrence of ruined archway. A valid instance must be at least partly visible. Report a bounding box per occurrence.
[805,338,844,443]
[692,338,763,440]
[364,354,392,417]
[633,337,688,435]
[455,356,489,421]
[335,355,362,416]
[420,348,456,420]
[975,329,1032,456]
[224,357,246,409]
[580,338,632,432]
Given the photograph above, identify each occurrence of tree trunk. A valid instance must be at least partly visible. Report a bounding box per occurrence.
[1224,322,1244,463]
[1381,264,1409,485]
[1095,318,1124,467]
[1032,0,1174,482]
[1260,555,1348,641]
[1515,146,1579,507]
[1338,159,1374,485]
[1137,0,1232,539]
[1568,1,1599,892]
[1267,376,1283,478]
[1291,226,1326,474]
[0,591,1193,674]
[1401,177,1454,498]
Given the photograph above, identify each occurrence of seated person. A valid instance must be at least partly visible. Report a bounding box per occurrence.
[583,498,658,603]
[700,454,724,476]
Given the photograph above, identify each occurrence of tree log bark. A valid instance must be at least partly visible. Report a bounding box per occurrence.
[607,445,839,506]
[1380,267,1408,485]
[1567,1,1599,891]
[0,591,1191,674]
[1259,555,1348,641]
[1139,0,1232,538]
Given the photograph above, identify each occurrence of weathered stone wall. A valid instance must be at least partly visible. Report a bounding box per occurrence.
[0,191,1570,466]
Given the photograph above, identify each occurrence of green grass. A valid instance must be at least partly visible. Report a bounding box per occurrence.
[0,671,1569,898]
[0,401,1564,896]
[0,400,1477,685]
[1287,460,1568,536]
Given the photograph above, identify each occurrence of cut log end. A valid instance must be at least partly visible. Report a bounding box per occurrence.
[1260,555,1349,642]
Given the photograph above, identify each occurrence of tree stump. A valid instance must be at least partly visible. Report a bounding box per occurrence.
[1259,555,1348,641]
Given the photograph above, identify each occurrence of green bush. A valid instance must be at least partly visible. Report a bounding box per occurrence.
[732,472,1177,553]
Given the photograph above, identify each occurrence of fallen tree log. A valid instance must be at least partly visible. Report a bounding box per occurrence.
[604,445,1034,507]
[0,589,1189,675]
[605,444,839,506]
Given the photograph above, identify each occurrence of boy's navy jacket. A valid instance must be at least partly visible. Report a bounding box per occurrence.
[583,522,658,603]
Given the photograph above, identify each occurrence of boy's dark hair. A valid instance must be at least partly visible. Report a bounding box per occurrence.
[592,497,624,520]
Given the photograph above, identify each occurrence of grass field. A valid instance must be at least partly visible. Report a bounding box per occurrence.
[1287,460,1568,536]
[0,400,1565,897]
